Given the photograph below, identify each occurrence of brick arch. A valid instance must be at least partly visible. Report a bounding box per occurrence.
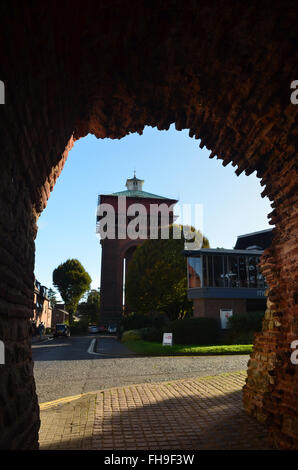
[120,241,141,261]
[0,1,296,449]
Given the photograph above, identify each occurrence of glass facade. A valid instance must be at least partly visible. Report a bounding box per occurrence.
[188,257,203,288]
[187,251,266,289]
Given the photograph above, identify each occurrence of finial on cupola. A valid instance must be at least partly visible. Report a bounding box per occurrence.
[125,172,144,191]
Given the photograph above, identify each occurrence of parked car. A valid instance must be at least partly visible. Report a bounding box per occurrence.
[98,325,107,334]
[88,325,99,334]
[107,325,117,334]
[53,323,70,338]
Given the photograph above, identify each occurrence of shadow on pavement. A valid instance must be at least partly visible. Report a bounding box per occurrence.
[39,380,273,450]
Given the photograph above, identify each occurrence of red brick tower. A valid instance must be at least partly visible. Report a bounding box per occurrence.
[96,174,177,326]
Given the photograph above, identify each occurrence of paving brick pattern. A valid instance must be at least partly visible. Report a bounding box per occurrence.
[39,394,96,449]
[39,371,273,450]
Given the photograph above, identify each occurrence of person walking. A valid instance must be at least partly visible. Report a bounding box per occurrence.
[38,322,45,339]
[31,320,37,337]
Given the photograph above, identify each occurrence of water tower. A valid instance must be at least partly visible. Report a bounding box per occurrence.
[96,174,177,325]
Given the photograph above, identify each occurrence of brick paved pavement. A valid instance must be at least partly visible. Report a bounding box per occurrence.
[39,371,273,450]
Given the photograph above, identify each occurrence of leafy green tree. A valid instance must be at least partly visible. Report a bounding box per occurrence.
[53,259,92,323]
[47,288,58,308]
[126,225,209,321]
[77,289,100,324]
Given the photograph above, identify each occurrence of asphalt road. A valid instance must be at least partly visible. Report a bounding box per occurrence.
[32,335,250,404]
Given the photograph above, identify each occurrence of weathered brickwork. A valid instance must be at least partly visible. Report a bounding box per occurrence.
[0,157,40,449]
[0,1,296,449]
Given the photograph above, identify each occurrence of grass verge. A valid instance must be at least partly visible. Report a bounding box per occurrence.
[123,340,253,356]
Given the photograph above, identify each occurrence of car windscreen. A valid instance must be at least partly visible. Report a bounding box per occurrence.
[56,325,66,331]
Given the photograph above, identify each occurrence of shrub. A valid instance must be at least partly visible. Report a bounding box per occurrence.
[120,313,151,332]
[163,318,219,346]
[120,312,167,333]
[227,311,264,332]
[227,311,264,345]
[151,313,168,329]
[227,331,256,345]
[139,327,163,342]
[70,320,88,336]
[121,329,143,342]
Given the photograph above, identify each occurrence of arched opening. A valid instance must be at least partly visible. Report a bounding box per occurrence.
[122,245,138,314]
[34,127,272,328]
[0,1,296,450]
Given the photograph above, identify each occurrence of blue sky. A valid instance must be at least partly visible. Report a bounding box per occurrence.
[34,125,272,295]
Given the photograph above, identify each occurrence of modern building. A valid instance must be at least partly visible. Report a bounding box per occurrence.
[33,279,52,328]
[184,229,273,328]
[96,174,178,325]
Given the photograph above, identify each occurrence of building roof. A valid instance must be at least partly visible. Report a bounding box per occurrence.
[184,247,264,257]
[110,189,169,199]
[234,228,273,250]
[184,229,273,256]
[100,173,177,201]
[53,308,69,315]
[126,173,144,184]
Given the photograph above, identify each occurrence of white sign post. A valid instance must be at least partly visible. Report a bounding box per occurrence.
[0,340,5,364]
[220,309,233,329]
[162,333,173,346]
[0,81,4,105]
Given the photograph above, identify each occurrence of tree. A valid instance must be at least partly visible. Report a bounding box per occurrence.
[77,289,100,324]
[47,288,58,308]
[53,259,92,323]
[126,225,209,321]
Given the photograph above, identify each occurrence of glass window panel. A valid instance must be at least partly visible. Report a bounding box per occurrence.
[238,256,248,287]
[222,256,227,287]
[226,255,239,288]
[247,255,257,288]
[187,257,203,288]
[187,253,267,290]
[203,255,208,287]
[208,255,213,287]
[213,255,225,287]
[255,256,266,288]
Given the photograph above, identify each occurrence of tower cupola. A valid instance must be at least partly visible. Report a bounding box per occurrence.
[125,171,144,191]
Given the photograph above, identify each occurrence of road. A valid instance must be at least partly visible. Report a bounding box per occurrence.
[32,335,250,404]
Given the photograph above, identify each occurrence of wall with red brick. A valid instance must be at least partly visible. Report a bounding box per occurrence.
[0,1,296,449]
[98,194,176,323]
[51,309,69,328]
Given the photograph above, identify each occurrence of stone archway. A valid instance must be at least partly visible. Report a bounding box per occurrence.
[0,1,296,449]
